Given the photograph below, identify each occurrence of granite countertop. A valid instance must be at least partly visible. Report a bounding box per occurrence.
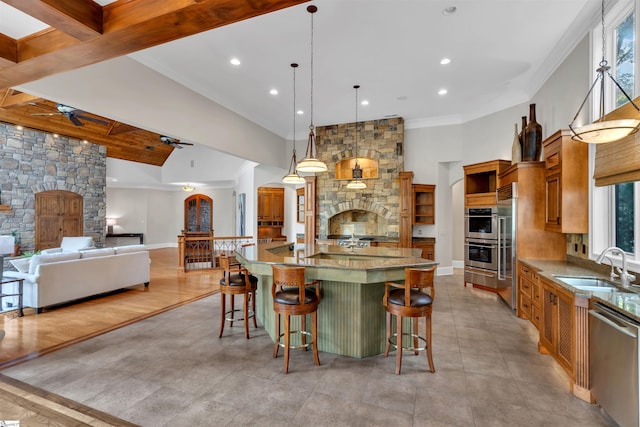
[520,258,640,323]
[237,241,436,271]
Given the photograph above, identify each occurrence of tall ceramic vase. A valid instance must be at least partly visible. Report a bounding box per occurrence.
[511,123,521,165]
[523,103,542,161]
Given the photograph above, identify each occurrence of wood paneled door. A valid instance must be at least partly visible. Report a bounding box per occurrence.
[35,190,83,251]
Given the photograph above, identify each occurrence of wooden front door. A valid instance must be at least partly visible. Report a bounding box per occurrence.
[35,190,83,251]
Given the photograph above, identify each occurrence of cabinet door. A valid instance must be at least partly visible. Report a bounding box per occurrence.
[540,281,555,353]
[272,191,284,222]
[545,174,561,230]
[556,288,575,372]
[258,192,271,220]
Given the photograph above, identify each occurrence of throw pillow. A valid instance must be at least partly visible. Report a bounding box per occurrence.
[10,257,31,273]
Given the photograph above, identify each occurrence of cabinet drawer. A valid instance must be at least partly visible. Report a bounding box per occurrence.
[520,294,532,319]
[519,263,533,281]
[531,303,541,329]
[532,277,541,303]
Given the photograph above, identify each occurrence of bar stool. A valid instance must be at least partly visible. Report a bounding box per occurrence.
[271,265,321,373]
[383,266,436,374]
[218,253,258,339]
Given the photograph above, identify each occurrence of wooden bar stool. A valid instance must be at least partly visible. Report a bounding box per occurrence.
[383,266,436,374]
[271,265,321,373]
[218,253,258,339]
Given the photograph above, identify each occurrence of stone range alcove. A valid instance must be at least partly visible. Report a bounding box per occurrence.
[315,117,404,239]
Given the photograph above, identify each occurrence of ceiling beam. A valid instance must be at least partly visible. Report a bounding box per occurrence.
[0,0,308,89]
[2,0,103,41]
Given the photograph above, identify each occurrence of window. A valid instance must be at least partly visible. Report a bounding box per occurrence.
[296,187,304,223]
[592,0,640,267]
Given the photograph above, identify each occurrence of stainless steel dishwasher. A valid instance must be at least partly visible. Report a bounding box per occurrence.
[590,302,640,427]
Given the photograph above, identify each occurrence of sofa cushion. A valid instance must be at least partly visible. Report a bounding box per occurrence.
[114,245,146,255]
[80,248,115,259]
[60,236,94,252]
[10,257,31,273]
[29,251,82,274]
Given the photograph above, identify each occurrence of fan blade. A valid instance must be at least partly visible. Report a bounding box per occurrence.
[67,113,83,126]
[176,142,194,146]
[76,114,109,125]
[173,144,183,149]
[31,112,63,116]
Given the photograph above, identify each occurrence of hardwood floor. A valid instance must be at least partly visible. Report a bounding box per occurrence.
[0,248,221,369]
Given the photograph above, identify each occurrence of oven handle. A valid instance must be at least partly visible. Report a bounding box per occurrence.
[464,242,497,249]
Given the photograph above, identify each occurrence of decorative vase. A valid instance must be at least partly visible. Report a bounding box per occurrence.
[519,116,527,147]
[511,123,521,165]
[523,103,542,161]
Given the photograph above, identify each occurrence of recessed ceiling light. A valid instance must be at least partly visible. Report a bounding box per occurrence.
[297,110,304,115]
[83,140,89,144]
[230,58,241,66]
[53,133,59,138]
[16,125,22,130]
[443,6,457,15]
[438,89,448,95]
[440,58,451,65]
[361,100,369,106]
[269,89,278,95]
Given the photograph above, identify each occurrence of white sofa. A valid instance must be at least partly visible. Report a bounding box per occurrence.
[41,236,95,254]
[4,245,150,313]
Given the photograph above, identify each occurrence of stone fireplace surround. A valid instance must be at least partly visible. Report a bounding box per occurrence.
[314,117,404,239]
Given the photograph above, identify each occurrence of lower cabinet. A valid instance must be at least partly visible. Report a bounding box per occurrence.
[540,277,574,374]
[412,242,435,260]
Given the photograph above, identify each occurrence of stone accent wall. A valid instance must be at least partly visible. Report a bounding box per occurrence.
[315,117,404,238]
[0,124,107,252]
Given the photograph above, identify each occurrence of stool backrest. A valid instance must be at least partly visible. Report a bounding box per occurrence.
[404,267,436,306]
[271,265,319,305]
[219,253,241,284]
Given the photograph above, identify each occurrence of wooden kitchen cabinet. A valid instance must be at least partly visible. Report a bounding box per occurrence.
[412,184,435,224]
[518,261,542,329]
[412,241,435,260]
[296,187,304,223]
[539,276,575,376]
[257,187,284,224]
[463,159,511,207]
[542,130,588,233]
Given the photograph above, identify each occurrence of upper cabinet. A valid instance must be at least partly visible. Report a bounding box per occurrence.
[257,187,284,225]
[463,160,511,207]
[412,184,435,224]
[542,130,588,233]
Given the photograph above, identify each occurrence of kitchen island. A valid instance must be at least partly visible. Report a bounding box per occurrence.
[235,242,437,358]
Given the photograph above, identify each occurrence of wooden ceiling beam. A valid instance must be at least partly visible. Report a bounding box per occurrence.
[0,90,41,108]
[2,0,103,41]
[0,0,308,88]
[0,33,17,65]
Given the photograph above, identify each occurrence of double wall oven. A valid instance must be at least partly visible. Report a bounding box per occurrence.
[464,207,499,289]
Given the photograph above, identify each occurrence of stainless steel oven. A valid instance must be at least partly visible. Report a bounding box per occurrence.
[465,238,498,270]
[464,237,498,288]
[465,207,498,240]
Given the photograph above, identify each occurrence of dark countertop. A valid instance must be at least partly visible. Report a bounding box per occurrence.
[520,258,640,323]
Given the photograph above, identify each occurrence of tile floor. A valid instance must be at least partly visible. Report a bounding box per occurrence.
[1,271,618,426]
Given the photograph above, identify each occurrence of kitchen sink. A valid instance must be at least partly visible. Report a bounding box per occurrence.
[553,275,633,293]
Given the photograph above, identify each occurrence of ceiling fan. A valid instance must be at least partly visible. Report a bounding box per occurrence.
[31,103,110,127]
[146,135,194,150]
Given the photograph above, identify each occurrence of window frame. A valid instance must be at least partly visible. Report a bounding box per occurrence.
[590,0,640,272]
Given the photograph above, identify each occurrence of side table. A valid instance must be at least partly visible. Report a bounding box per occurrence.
[1,277,24,317]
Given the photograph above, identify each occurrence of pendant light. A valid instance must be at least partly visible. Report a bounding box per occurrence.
[282,63,305,184]
[347,85,366,189]
[296,5,328,173]
[569,0,640,144]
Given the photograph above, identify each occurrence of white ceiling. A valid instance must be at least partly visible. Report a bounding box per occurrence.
[4,0,604,188]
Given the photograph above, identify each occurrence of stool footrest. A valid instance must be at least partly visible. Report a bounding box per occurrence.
[276,330,314,350]
[387,332,427,352]
[224,308,255,322]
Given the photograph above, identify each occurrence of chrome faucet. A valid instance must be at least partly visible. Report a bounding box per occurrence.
[596,247,636,288]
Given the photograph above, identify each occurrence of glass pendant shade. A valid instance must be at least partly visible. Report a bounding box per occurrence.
[296,5,328,174]
[569,0,640,144]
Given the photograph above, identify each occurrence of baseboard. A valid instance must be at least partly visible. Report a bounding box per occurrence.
[436,266,454,276]
[144,243,177,250]
[452,260,464,269]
